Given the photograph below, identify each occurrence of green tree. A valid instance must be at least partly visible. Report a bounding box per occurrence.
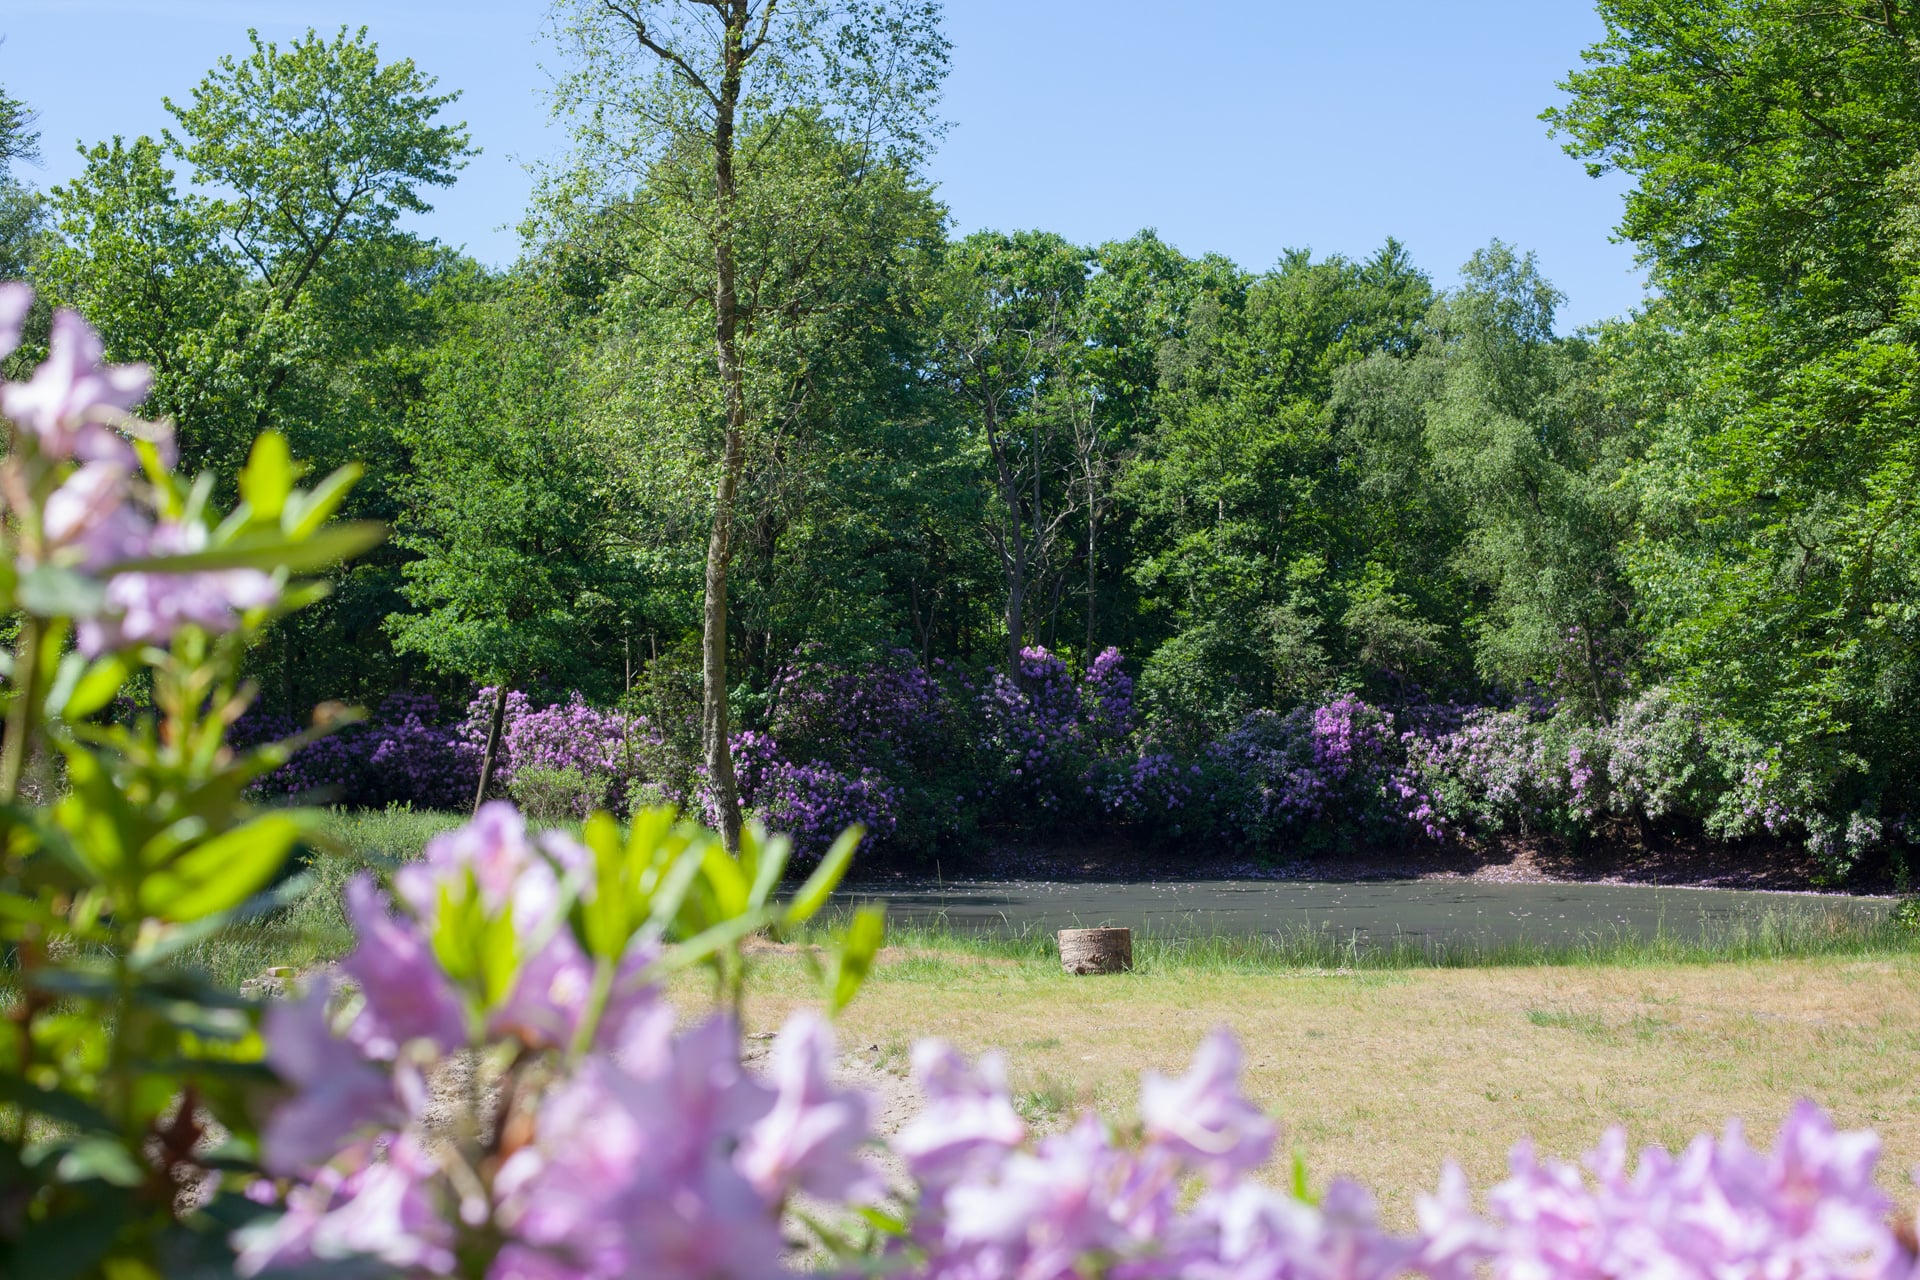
[40,27,475,712]
[0,74,45,284]
[929,229,1090,672]
[390,276,639,809]
[1551,0,1920,857]
[1421,243,1638,716]
[545,0,948,849]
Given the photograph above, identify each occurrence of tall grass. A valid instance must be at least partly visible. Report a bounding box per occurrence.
[803,907,1920,977]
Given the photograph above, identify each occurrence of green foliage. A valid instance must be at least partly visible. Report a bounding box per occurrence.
[37,26,474,713]
[0,428,378,1277]
[390,276,638,694]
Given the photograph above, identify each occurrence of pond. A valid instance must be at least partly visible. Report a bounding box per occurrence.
[834,877,1893,951]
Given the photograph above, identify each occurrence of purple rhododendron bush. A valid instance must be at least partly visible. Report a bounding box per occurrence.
[3,287,1919,1276]
[245,644,1904,873]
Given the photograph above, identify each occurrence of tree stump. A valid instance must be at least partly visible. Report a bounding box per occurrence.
[1057,927,1132,975]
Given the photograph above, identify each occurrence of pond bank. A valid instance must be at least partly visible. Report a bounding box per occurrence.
[857,828,1878,894]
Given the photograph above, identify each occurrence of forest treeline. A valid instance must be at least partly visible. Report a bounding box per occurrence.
[2,1,1915,874]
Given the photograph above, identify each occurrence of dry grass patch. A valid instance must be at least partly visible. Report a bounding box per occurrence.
[714,948,1920,1227]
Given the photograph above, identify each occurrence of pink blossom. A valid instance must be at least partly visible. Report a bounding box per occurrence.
[495,1010,783,1280]
[40,460,148,572]
[233,1135,455,1277]
[942,1113,1172,1278]
[75,520,280,654]
[1177,1178,1415,1280]
[0,308,149,459]
[396,801,574,925]
[893,1040,1026,1187]
[258,981,407,1176]
[737,1011,880,1202]
[0,280,29,358]
[338,874,468,1058]
[1140,1029,1275,1180]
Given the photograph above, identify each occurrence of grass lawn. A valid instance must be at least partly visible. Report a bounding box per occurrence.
[730,945,1920,1226]
[194,807,1920,1224]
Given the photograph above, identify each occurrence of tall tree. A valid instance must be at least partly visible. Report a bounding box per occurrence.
[0,73,45,284]
[929,229,1089,672]
[545,0,947,849]
[390,275,636,810]
[1550,0,1920,843]
[39,27,474,711]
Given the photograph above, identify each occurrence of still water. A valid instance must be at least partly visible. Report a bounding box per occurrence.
[833,878,1891,949]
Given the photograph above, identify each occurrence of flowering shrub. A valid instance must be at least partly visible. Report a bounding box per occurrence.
[1207,695,1407,848]
[0,285,386,1273]
[977,645,1143,819]
[465,687,646,811]
[239,691,480,810]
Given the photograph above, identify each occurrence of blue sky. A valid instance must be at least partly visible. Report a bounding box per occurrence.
[3,0,1644,328]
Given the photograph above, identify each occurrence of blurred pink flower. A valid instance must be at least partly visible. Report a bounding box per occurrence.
[258,981,407,1176]
[737,1012,880,1202]
[338,874,468,1058]
[1,308,149,460]
[894,1039,1026,1187]
[1140,1029,1275,1180]
[0,280,29,358]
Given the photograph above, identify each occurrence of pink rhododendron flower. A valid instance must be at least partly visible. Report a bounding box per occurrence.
[737,1011,880,1202]
[338,874,468,1058]
[1477,1104,1904,1280]
[39,460,147,572]
[942,1112,1172,1279]
[894,1039,1026,1187]
[1175,1178,1415,1280]
[234,1135,455,1277]
[495,1010,783,1280]
[1139,1029,1275,1180]
[0,308,150,459]
[75,519,280,653]
[258,982,409,1176]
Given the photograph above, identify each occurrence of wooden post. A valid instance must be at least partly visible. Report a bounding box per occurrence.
[1057,927,1132,975]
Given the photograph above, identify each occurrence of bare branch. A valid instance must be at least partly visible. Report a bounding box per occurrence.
[601,0,722,107]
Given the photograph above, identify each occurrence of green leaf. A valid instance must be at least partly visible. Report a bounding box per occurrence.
[0,1077,117,1135]
[38,1136,146,1187]
[16,565,107,617]
[139,813,312,922]
[239,431,296,522]
[64,655,130,720]
[132,870,318,969]
[130,521,386,575]
[284,462,364,538]
[650,906,778,977]
[784,825,864,925]
[830,904,886,1013]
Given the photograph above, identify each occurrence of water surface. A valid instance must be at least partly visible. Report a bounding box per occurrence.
[834,878,1890,948]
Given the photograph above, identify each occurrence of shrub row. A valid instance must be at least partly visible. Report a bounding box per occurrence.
[246,650,1913,875]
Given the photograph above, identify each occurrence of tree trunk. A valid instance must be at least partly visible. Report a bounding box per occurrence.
[473,682,509,816]
[702,2,750,854]
[1057,927,1132,974]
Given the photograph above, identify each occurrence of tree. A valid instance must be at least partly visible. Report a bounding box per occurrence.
[40,27,475,712]
[1550,0,1920,853]
[545,0,947,850]
[390,276,638,810]
[929,229,1089,673]
[0,73,45,284]
[1421,243,1638,716]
